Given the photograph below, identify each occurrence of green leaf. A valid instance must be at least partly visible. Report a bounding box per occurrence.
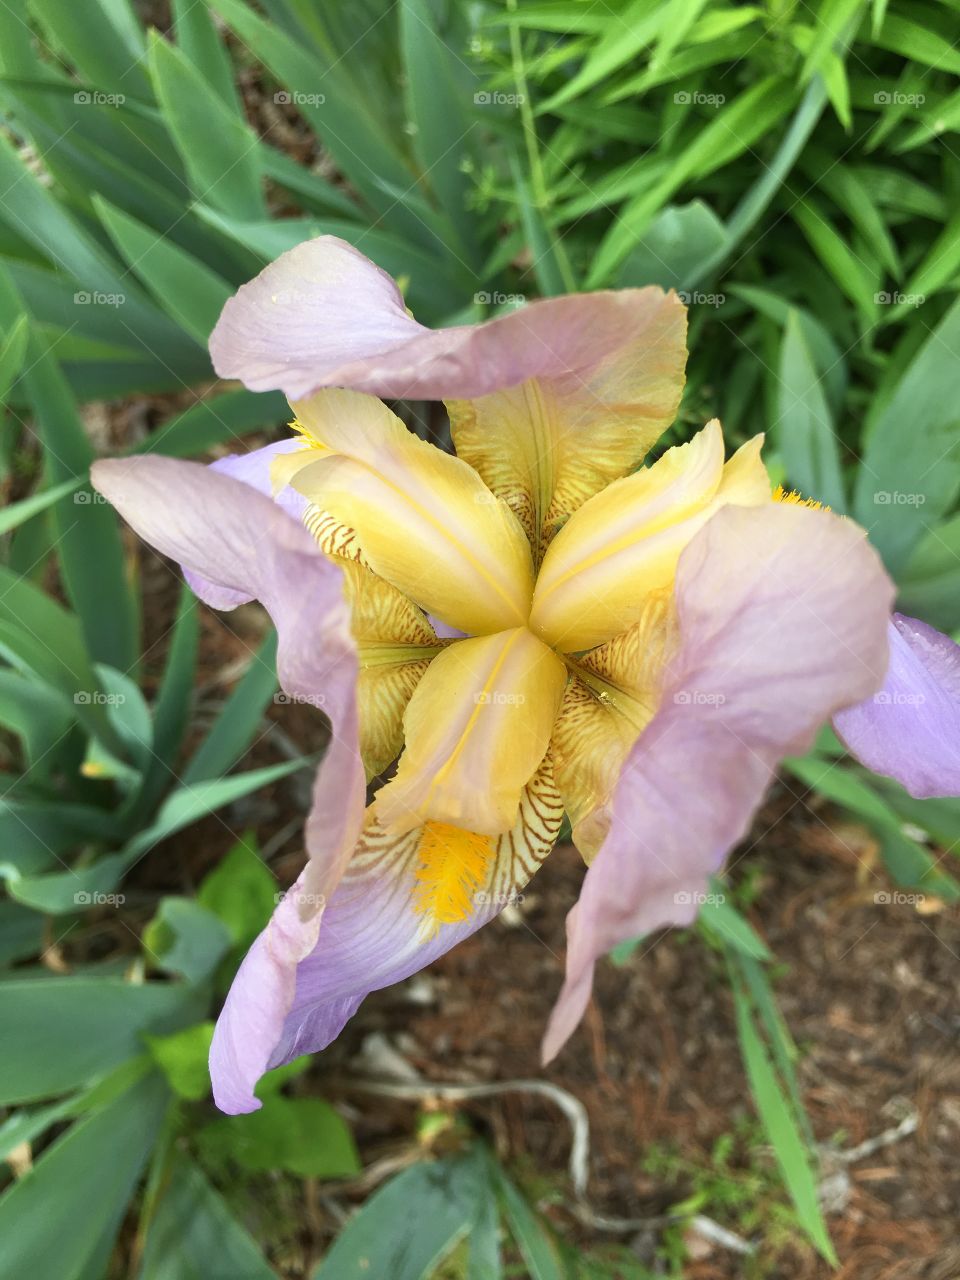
[145,1021,215,1100]
[133,587,199,821]
[791,197,879,322]
[698,892,771,961]
[0,668,75,768]
[197,831,277,948]
[14,335,140,672]
[28,0,150,97]
[617,200,727,290]
[139,1152,277,1279]
[7,756,312,912]
[0,1071,169,1280]
[148,30,265,220]
[0,565,122,754]
[144,898,233,985]
[783,756,959,901]
[731,972,836,1262]
[399,0,482,270]
[94,197,232,344]
[776,311,846,510]
[171,0,240,110]
[494,1162,563,1280]
[0,311,28,403]
[182,629,279,782]
[853,296,960,573]
[0,976,192,1105]
[0,474,84,534]
[200,1094,360,1178]
[315,1153,485,1277]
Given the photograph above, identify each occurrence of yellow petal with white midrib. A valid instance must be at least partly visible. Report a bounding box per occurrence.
[288,388,535,636]
[529,422,770,652]
[375,628,567,838]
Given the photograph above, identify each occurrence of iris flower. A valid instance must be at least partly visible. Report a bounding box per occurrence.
[92,238,960,1113]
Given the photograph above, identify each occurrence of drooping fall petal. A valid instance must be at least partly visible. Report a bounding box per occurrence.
[375,628,567,836]
[91,456,366,911]
[209,762,563,1113]
[542,502,893,1063]
[209,235,685,406]
[833,613,960,798]
[287,389,535,635]
[530,422,770,652]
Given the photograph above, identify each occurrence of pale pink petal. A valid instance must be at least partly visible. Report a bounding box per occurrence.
[91,454,366,915]
[211,439,308,522]
[834,613,960,798]
[210,235,682,402]
[542,503,893,1062]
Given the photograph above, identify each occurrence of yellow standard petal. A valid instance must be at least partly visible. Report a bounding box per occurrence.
[447,287,687,558]
[529,421,770,652]
[287,388,535,636]
[375,627,567,837]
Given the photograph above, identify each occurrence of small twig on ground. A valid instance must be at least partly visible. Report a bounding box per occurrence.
[344,1075,755,1255]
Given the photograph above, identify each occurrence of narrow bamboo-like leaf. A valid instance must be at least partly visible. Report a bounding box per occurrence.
[731,972,836,1262]
[0,475,84,534]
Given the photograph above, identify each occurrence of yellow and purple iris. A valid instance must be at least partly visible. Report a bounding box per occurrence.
[93,238,960,1114]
